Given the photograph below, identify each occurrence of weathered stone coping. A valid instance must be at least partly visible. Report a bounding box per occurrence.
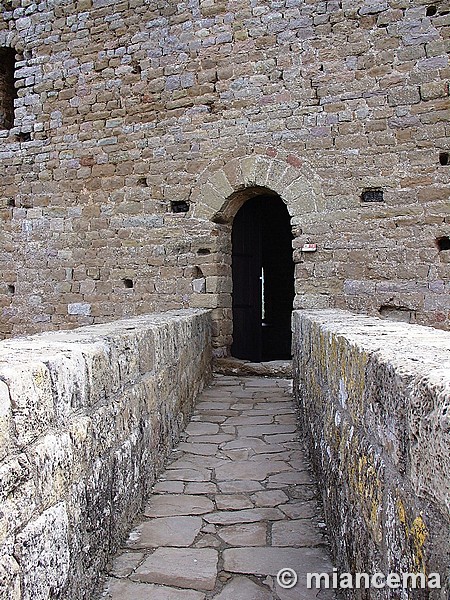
[0,309,212,600]
[293,309,449,598]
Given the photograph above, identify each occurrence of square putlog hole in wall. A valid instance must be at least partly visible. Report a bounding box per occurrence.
[439,152,449,166]
[122,278,134,288]
[436,236,450,251]
[361,189,384,203]
[171,201,190,213]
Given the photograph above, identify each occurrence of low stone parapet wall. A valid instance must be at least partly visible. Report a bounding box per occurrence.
[0,309,212,600]
[293,309,449,598]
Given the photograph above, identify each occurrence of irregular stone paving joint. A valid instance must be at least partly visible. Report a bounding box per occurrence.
[98,375,337,600]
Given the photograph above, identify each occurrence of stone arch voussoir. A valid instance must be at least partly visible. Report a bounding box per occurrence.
[191,151,324,224]
[0,30,26,53]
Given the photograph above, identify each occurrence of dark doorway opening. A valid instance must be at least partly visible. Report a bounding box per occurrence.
[231,194,295,362]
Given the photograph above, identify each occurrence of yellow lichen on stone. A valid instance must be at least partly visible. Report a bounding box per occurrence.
[349,449,382,543]
[396,499,429,574]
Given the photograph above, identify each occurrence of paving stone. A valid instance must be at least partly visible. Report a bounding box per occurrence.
[163,468,212,482]
[192,414,229,423]
[237,425,297,437]
[187,434,234,444]
[103,578,206,600]
[110,552,144,577]
[215,459,290,481]
[218,480,265,493]
[203,508,285,525]
[196,402,233,410]
[131,548,218,590]
[126,516,202,548]
[185,482,218,494]
[185,422,220,435]
[212,575,273,599]
[223,415,275,425]
[168,456,228,469]
[242,407,295,415]
[272,519,324,547]
[215,494,254,510]
[252,444,288,454]
[221,437,271,451]
[251,490,289,507]
[194,533,222,549]
[222,546,333,579]
[217,522,267,546]
[276,581,336,600]
[252,451,292,461]
[264,434,297,444]
[152,481,185,493]
[279,501,320,519]
[221,448,255,461]
[178,442,219,456]
[267,471,313,486]
[221,425,236,434]
[289,485,319,501]
[275,414,298,425]
[144,495,214,517]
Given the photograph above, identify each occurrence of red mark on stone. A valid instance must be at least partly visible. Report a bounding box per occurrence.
[287,155,302,168]
[265,148,277,157]
[80,156,95,166]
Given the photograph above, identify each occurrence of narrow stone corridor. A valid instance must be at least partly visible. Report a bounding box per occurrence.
[98,375,335,600]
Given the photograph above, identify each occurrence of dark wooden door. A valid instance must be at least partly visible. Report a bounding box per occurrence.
[231,195,294,361]
[231,199,262,361]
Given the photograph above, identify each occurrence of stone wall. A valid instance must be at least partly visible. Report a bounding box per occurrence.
[293,309,449,599]
[0,1,449,353]
[0,308,212,600]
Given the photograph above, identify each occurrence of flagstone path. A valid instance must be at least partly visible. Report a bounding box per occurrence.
[98,375,336,600]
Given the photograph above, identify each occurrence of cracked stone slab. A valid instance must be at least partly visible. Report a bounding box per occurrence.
[279,501,320,519]
[272,519,324,547]
[103,577,206,600]
[221,437,274,451]
[217,522,267,546]
[222,415,275,425]
[185,422,220,435]
[178,442,219,456]
[215,495,254,510]
[217,480,264,494]
[185,482,218,494]
[125,516,203,548]
[267,471,313,486]
[163,468,212,482]
[203,508,285,525]
[144,494,214,517]
[215,459,290,481]
[223,546,334,579]
[212,576,273,599]
[110,552,144,577]
[251,490,289,507]
[152,481,185,494]
[131,547,218,590]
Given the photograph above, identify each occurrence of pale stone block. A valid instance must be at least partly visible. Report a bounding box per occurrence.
[15,503,70,600]
[0,381,11,462]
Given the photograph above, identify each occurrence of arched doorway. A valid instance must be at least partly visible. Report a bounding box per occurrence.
[231,193,295,362]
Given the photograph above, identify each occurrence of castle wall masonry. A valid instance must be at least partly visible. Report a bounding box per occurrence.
[0,0,448,353]
[0,309,211,600]
[293,309,450,599]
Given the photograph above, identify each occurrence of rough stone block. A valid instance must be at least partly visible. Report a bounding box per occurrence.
[0,363,54,446]
[15,503,70,600]
[292,310,450,593]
